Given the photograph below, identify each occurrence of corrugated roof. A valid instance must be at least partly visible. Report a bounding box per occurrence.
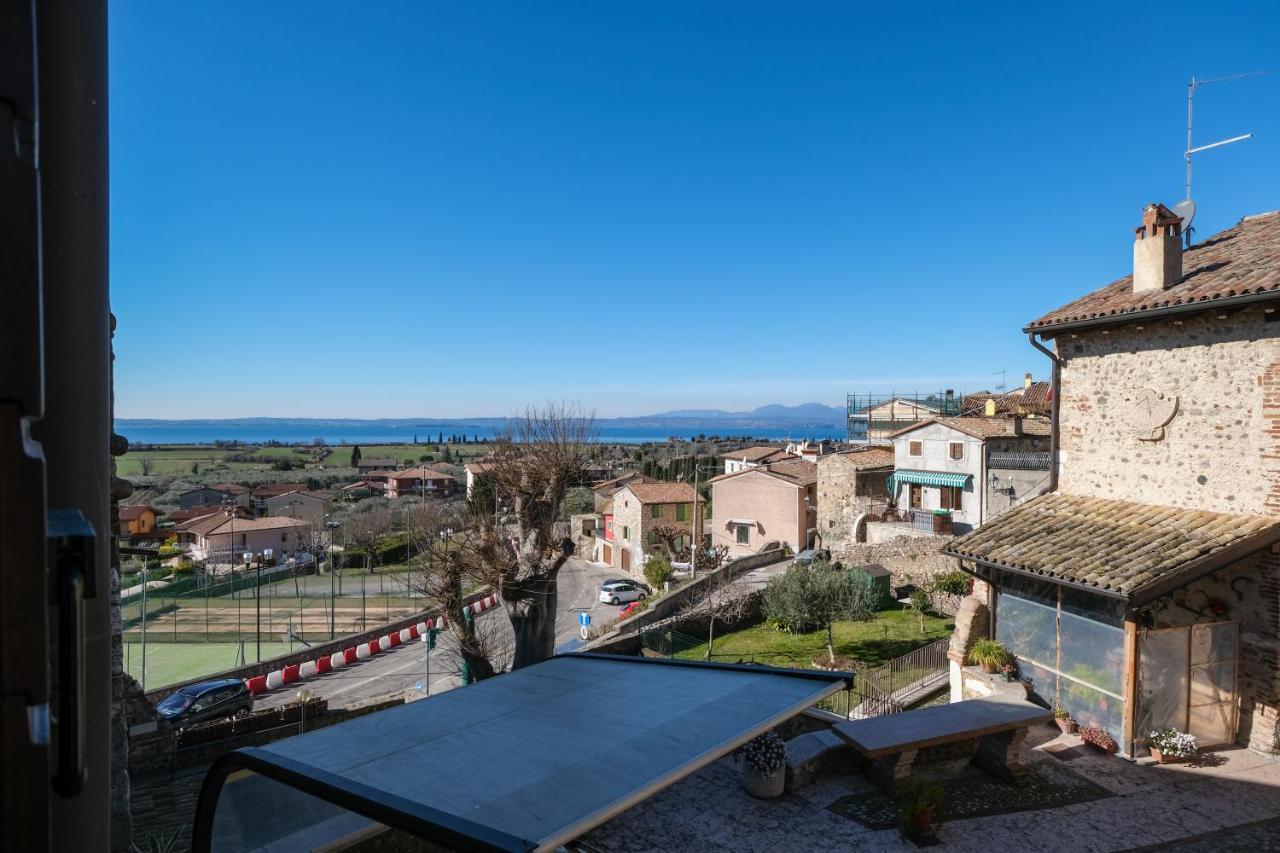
[943,492,1280,600]
[1028,210,1280,333]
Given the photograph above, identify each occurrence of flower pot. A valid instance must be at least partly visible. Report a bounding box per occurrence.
[742,763,786,799]
[1055,717,1078,734]
[980,661,997,674]
[1149,747,1182,764]
[903,807,937,842]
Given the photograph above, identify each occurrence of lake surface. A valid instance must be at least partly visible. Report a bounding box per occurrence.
[116,421,846,446]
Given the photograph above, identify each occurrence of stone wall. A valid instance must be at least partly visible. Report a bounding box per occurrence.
[815,453,890,551]
[1138,547,1280,753]
[1056,308,1280,515]
[832,536,960,606]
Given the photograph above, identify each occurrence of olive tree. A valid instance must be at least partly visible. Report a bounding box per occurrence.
[763,560,879,665]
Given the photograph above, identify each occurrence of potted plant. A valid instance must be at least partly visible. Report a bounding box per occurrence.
[1148,729,1197,764]
[1000,661,1019,683]
[896,780,944,842]
[1079,725,1118,754]
[740,731,787,799]
[1053,707,1078,734]
[967,638,1009,674]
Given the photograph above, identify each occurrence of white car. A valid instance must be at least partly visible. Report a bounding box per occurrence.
[599,580,648,606]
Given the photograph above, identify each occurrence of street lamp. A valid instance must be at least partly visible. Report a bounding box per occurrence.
[324,516,341,639]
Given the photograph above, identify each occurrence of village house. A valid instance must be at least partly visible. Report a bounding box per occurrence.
[117,504,163,537]
[815,446,895,549]
[784,438,834,462]
[590,471,659,510]
[177,482,250,510]
[945,204,1280,758]
[382,466,458,499]
[721,445,797,474]
[356,456,397,474]
[249,482,308,516]
[709,459,817,558]
[888,416,1051,535]
[176,511,312,565]
[961,372,1052,419]
[463,460,494,500]
[847,394,959,445]
[609,481,702,576]
[263,489,328,524]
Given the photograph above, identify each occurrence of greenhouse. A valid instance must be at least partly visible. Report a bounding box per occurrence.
[945,493,1280,756]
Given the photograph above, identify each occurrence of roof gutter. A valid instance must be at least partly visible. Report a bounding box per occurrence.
[1026,332,1061,493]
[1021,289,1280,338]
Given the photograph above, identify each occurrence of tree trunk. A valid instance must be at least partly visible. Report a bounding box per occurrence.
[827,623,836,664]
[508,575,558,669]
[706,616,715,661]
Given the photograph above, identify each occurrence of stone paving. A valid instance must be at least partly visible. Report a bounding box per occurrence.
[580,725,1280,852]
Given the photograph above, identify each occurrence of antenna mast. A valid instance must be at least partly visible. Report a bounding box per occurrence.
[1184,71,1263,246]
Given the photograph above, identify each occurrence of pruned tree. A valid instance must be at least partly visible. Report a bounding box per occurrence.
[344,505,392,575]
[762,560,879,665]
[401,500,505,682]
[139,455,153,476]
[468,403,593,669]
[650,523,685,556]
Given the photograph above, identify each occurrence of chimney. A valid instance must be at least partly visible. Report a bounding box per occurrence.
[984,398,997,417]
[1133,203,1183,293]
[1024,372,1033,390]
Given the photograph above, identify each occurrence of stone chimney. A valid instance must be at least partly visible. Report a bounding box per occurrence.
[1133,203,1183,293]
[1024,372,1033,390]
[984,398,998,417]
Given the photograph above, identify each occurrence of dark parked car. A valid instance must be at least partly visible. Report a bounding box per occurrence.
[154,678,252,727]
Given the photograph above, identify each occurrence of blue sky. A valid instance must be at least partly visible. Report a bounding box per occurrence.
[110,2,1280,418]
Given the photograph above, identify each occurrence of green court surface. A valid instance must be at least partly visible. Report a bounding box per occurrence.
[124,641,294,690]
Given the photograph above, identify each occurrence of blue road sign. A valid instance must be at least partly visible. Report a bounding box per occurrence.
[578,611,591,628]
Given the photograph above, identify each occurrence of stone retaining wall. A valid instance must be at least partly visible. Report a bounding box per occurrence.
[833,536,960,609]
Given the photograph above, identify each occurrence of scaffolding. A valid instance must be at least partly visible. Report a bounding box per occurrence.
[846,391,967,445]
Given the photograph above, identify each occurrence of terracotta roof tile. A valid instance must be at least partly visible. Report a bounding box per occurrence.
[1028,210,1280,333]
[890,416,1050,440]
[943,492,1280,599]
[720,446,796,464]
[824,447,895,470]
[623,482,700,504]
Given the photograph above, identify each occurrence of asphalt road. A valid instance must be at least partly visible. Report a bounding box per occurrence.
[255,557,620,710]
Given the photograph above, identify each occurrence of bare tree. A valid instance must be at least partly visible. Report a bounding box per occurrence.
[688,572,754,661]
[344,505,393,576]
[469,403,593,670]
[401,500,504,682]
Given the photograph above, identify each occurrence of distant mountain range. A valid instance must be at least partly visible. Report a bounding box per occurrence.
[645,403,844,423]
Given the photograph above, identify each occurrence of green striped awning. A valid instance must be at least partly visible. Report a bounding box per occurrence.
[887,470,971,493]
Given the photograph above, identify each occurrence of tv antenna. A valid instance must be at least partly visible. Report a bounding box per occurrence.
[994,370,1006,393]
[1183,71,1263,246]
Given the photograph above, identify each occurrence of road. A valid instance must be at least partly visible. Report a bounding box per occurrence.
[256,557,620,710]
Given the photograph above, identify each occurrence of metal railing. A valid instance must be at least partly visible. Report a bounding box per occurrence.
[861,637,950,702]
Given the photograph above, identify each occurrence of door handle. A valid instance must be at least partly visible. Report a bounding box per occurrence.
[47,509,95,798]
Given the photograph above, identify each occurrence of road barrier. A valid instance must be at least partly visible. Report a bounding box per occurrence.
[243,592,502,696]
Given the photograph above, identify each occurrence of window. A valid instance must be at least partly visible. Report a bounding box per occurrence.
[908,440,923,456]
[940,485,963,511]
[736,524,750,545]
[650,505,663,519]
[949,442,964,460]
[676,503,689,522]
[622,526,630,540]
[648,531,657,545]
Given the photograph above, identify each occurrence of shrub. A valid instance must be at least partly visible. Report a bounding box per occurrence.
[933,570,970,598]
[967,638,1010,668]
[157,543,183,560]
[763,560,879,664]
[375,534,411,564]
[644,555,675,590]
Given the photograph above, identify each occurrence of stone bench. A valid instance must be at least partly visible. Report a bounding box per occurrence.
[784,729,860,790]
[832,697,1052,791]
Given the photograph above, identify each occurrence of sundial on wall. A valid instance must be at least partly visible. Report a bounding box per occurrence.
[1129,388,1178,442]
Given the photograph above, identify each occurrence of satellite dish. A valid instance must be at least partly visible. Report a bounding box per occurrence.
[1173,198,1196,229]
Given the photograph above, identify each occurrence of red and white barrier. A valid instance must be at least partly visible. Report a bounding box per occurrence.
[244,599,498,697]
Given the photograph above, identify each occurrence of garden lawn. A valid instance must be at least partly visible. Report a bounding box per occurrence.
[674,606,953,669]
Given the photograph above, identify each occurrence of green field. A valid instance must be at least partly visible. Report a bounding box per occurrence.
[116,440,494,478]
[674,608,954,669]
[124,640,294,690]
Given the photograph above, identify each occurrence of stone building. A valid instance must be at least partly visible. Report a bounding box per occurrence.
[610,481,702,576]
[815,447,894,550]
[945,204,1280,757]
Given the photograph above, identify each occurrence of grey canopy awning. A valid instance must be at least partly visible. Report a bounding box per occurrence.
[194,654,849,852]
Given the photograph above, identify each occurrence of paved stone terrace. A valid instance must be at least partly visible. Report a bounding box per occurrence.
[580,726,1280,852]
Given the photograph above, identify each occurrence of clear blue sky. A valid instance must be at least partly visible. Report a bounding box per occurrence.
[109,2,1280,419]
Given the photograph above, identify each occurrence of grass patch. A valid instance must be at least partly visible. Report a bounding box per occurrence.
[674,607,953,669]
[123,641,295,689]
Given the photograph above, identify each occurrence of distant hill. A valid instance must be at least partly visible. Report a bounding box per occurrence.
[645,402,844,423]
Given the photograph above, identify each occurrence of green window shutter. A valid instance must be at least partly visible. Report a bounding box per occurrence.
[651,505,662,519]
[676,503,689,522]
